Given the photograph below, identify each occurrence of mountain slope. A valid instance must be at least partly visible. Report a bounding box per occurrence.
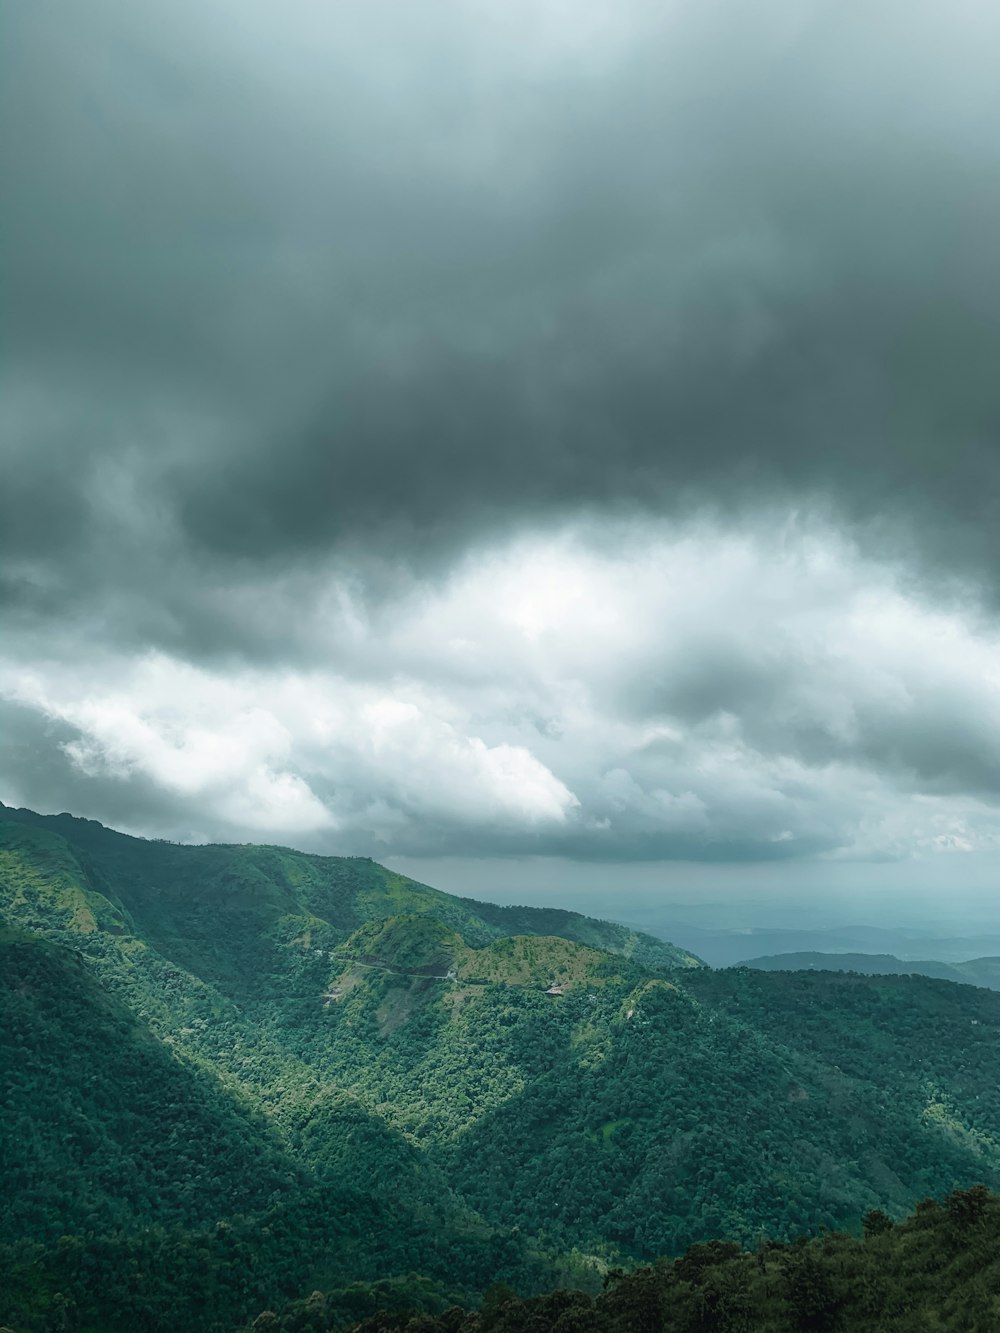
[434,966,1000,1256]
[0,925,300,1243]
[0,802,701,992]
[292,1187,1000,1333]
[0,927,557,1333]
[8,802,1000,1330]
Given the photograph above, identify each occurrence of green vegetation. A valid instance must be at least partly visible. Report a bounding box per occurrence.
[0,926,300,1243]
[3,801,1000,1331]
[0,805,695,990]
[0,928,554,1332]
[276,1186,1000,1331]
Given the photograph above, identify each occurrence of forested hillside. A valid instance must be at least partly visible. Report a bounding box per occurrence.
[252,1186,1000,1331]
[0,803,699,984]
[0,926,299,1242]
[0,927,554,1332]
[4,803,1000,1331]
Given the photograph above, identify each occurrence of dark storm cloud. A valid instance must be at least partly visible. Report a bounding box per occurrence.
[5,0,1000,657]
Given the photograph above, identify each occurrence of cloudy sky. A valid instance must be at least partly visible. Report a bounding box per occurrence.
[4,0,1000,910]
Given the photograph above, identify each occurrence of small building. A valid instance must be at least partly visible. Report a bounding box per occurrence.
[545,983,566,996]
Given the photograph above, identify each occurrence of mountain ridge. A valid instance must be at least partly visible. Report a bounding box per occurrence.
[744,950,1000,990]
[0,800,702,979]
[7,800,1000,1331]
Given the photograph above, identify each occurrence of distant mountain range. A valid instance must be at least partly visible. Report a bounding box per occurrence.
[657,922,1000,967]
[743,950,1000,990]
[6,800,1000,1332]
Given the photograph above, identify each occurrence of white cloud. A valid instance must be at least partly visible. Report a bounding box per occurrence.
[4,515,1000,860]
[2,654,577,845]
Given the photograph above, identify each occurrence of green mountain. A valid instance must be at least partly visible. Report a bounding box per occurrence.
[0,802,699,988]
[5,801,1000,1331]
[665,922,1000,968]
[745,949,1000,990]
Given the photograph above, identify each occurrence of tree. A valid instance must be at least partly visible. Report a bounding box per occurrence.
[862,1209,894,1238]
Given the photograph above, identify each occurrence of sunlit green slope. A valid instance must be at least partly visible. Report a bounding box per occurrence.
[0,802,700,997]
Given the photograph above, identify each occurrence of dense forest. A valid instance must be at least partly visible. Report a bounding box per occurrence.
[251,1186,1000,1331]
[3,802,1000,1331]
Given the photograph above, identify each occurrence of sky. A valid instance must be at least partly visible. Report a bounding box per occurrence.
[3,1,1000,920]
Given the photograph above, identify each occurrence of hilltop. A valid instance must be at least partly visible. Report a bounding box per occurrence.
[335,913,633,989]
